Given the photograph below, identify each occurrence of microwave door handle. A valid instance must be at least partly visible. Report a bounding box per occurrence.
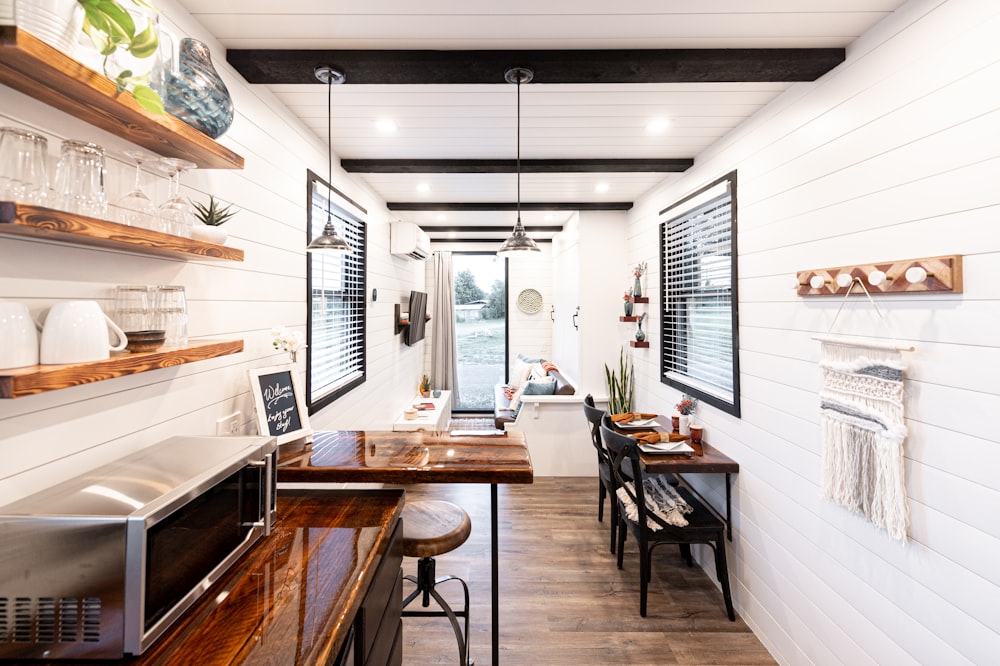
[247,459,271,533]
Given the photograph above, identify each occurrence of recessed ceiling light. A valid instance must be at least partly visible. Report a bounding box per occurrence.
[437,214,447,221]
[544,214,553,221]
[375,118,398,133]
[595,182,610,193]
[645,118,670,134]
[417,183,430,194]
[448,231,457,239]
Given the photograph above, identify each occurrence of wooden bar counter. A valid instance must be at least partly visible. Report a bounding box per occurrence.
[7,489,406,665]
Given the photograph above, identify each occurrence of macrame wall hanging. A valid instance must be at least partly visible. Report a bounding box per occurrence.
[815,278,914,542]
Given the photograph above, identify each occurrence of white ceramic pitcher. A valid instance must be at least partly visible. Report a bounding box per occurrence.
[0,302,41,370]
[40,301,127,364]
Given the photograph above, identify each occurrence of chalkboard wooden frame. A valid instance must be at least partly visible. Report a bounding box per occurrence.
[248,364,313,445]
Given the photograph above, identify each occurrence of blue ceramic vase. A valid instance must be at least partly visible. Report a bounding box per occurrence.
[165,38,234,139]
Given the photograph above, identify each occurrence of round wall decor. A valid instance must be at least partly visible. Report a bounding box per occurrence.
[516,288,543,314]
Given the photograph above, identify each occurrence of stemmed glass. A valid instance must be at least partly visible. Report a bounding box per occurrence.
[156,157,197,237]
[114,150,156,228]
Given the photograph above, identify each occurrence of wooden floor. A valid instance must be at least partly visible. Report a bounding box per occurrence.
[395,477,776,666]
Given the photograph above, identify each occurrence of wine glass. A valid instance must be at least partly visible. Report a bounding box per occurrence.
[156,157,197,237]
[114,150,156,228]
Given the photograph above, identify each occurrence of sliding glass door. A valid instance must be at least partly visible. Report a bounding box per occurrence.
[453,253,506,412]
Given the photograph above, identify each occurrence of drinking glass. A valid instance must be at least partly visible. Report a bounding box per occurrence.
[156,157,197,237]
[55,139,107,218]
[112,285,152,334]
[114,150,157,228]
[0,126,50,205]
[153,285,187,347]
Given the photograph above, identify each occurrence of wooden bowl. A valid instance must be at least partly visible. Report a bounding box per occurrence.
[125,329,166,353]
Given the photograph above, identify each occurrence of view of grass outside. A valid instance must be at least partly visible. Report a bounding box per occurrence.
[453,254,506,411]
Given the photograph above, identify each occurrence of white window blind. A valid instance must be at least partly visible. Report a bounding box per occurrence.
[660,174,740,416]
[308,180,366,410]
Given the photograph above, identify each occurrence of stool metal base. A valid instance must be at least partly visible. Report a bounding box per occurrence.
[402,556,472,666]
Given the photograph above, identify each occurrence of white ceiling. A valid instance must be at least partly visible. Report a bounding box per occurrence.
[177,0,907,239]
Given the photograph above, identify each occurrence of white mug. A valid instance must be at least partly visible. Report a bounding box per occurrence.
[40,301,127,365]
[0,302,40,370]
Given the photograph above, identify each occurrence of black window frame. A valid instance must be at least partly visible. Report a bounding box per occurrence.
[658,170,741,417]
[305,169,367,414]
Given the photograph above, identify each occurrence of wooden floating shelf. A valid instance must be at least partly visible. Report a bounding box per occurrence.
[629,340,650,348]
[0,339,244,399]
[797,254,962,296]
[0,26,244,170]
[620,315,639,322]
[0,202,244,261]
[628,296,650,304]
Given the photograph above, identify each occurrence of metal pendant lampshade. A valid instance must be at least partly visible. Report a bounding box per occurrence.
[498,67,540,257]
[307,65,352,253]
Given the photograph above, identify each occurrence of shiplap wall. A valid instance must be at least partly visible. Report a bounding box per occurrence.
[0,0,424,503]
[626,0,1000,663]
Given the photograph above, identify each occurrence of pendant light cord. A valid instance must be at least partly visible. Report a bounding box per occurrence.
[326,72,333,226]
[516,75,521,220]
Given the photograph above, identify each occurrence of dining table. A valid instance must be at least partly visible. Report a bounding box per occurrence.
[614,415,739,540]
[276,429,534,666]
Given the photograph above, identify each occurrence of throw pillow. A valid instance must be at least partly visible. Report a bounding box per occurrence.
[512,377,556,418]
[509,358,534,389]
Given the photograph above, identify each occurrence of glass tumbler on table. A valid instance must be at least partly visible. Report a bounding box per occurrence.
[0,126,50,205]
[153,285,188,347]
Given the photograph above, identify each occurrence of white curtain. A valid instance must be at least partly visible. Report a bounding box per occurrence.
[431,251,459,399]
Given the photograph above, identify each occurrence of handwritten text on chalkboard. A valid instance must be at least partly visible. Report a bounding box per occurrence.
[257,372,303,436]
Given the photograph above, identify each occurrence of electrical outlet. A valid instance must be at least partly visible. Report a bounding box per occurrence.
[215,411,241,436]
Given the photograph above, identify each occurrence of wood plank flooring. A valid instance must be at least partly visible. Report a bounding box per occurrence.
[394,477,776,666]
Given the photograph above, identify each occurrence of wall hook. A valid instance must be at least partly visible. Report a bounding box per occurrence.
[572,306,580,330]
[550,305,555,322]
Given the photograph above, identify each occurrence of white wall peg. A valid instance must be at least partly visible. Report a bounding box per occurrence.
[867,270,887,286]
[836,273,853,288]
[905,266,928,283]
[810,275,827,289]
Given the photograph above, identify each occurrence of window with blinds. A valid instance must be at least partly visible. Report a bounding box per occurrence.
[659,171,741,417]
[307,171,367,413]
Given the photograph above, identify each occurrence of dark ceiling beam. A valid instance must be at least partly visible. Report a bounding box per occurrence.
[342,158,693,174]
[433,237,553,244]
[388,202,633,211]
[419,226,563,233]
[227,49,845,85]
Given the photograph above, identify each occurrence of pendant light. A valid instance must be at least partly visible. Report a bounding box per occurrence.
[307,65,352,253]
[497,67,540,257]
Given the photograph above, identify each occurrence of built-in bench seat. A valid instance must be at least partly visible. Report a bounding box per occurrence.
[493,358,604,476]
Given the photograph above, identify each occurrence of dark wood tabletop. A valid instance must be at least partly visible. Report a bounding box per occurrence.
[277,429,534,484]
[615,416,739,474]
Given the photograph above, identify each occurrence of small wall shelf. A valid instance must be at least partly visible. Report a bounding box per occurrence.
[620,315,639,322]
[394,303,431,335]
[0,27,244,170]
[629,340,649,348]
[628,296,650,304]
[0,202,244,261]
[797,254,962,296]
[0,339,244,399]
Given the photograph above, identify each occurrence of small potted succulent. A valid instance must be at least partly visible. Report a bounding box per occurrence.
[419,374,432,398]
[190,195,236,244]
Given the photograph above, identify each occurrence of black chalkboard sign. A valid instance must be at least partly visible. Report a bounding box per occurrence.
[249,365,312,444]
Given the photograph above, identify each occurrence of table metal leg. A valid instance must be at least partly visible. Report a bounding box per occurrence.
[725,472,732,541]
[491,482,499,665]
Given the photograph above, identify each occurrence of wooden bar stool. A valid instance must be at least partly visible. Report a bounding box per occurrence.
[400,500,473,666]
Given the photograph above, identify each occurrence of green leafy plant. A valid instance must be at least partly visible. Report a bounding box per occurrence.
[191,196,237,226]
[604,347,634,415]
[419,374,432,393]
[77,0,164,114]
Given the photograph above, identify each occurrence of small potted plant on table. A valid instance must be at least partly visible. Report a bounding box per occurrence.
[419,374,432,398]
[190,195,236,244]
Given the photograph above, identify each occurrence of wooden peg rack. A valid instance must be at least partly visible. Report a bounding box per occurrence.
[796,254,962,296]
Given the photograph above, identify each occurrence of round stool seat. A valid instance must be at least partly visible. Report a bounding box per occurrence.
[401,500,472,558]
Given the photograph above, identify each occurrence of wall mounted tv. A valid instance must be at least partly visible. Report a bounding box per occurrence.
[404,290,428,346]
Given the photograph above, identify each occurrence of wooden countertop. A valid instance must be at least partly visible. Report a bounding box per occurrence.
[14,489,405,666]
[278,430,534,484]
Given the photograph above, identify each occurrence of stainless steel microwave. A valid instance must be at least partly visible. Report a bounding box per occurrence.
[0,435,277,660]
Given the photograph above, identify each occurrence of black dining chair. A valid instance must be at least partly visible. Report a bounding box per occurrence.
[600,422,735,620]
[582,395,617,553]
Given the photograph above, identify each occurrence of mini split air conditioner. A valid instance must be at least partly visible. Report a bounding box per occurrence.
[390,221,431,260]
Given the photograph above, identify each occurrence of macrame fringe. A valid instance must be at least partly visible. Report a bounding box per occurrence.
[616,476,692,530]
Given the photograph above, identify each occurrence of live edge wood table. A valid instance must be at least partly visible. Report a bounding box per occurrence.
[278,429,535,666]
